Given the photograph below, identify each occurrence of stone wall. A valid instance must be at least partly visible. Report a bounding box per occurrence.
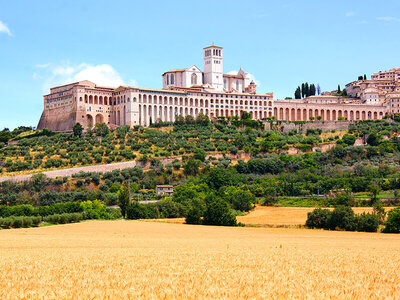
[264,120,353,133]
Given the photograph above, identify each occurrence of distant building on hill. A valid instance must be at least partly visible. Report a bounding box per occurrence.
[156,185,174,196]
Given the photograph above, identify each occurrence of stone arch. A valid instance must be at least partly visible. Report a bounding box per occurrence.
[95,114,103,124]
[303,109,307,121]
[368,111,372,120]
[139,104,142,125]
[332,110,336,120]
[296,108,301,120]
[373,111,378,119]
[326,109,331,121]
[164,106,168,121]
[123,106,126,125]
[362,111,366,120]
[86,114,94,128]
[94,95,98,105]
[279,108,283,120]
[104,96,108,105]
[320,109,325,120]
[356,111,360,120]
[89,95,93,104]
[285,108,290,121]
[291,108,295,121]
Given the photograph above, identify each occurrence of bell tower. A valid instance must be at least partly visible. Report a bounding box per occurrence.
[203,45,223,91]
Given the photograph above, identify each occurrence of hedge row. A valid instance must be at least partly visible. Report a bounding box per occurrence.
[0,216,42,229]
[44,213,84,224]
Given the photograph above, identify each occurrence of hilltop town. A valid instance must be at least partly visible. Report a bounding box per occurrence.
[37,46,400,132]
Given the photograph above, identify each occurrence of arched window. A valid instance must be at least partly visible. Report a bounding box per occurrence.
[171,73,174,85]
[236,80,239,91]
[191,73,197,85]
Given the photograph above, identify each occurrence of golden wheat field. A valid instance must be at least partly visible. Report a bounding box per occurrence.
[237,206,386,227]
[1,221,400,299]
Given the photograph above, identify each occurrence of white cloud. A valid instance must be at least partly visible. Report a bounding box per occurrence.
[0,20,12,36]
[34,62,137,93]
[377,16,400,22]
[345,12,355,17]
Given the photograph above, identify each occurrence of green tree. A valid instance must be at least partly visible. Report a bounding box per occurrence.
[117,183,130,218]
[184,158,201,176]
[367,184,381,204]
[337,84,341,93]
[382,207,400,233]
[341,134,356,146]
[295,86,301,99]
[241,111,252,120]
[310,83,316,96]
[367,133,379,146]
[195,112,210,125]
[305,82,310,97]
[193,148,206,162]
[203,200,237,226]
[94,123,109,137]
[175,115,185,125]
[229,189,255,212]
[327,206,356,231]
[73,123,83,137]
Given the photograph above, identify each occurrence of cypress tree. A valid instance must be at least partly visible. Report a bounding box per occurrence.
[301,83,305,98]
[305,82,310,97]
[295,87,301,99]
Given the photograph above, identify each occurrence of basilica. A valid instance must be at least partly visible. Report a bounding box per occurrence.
[37,46,392,132]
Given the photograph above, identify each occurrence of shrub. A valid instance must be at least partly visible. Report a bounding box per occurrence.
[305,208,331,229]
[44,213,83,224]
[356,213,379,232]
[326,206,356,231]
[185,205,203,224]
[382,207,400,233]
[126,202,148,219]
[203,200,237,226]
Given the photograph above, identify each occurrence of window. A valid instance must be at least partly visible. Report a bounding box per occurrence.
[191,73,197,85]
[167,74,169,85]
[171,74,174,85]
[236,80,239,91]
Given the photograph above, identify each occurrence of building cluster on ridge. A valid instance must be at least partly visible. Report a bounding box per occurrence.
[37,46,400,132]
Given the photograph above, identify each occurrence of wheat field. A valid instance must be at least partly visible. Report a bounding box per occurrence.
[237,206,385,227]
[1,220,399,299]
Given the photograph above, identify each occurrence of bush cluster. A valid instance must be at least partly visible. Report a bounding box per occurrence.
[306,206,379,232]
[44,213,83,224]
[0,215,41,228]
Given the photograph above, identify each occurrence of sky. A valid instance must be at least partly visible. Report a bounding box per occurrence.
[1,0,400,129]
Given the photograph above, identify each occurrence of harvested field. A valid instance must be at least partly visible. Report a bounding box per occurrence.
[237,206,390,227]
[1,220,400,299]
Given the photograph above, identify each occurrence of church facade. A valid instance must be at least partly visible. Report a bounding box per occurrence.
[37,45,389,132]
[37,45,273,131]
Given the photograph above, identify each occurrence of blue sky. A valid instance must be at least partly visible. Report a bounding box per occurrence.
[1,0,400,129]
